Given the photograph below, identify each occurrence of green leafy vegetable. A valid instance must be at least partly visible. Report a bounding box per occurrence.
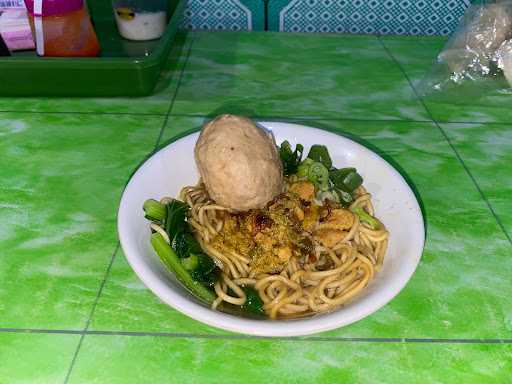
[330,167,353,187]
[307,144,332,169]
[297,158,329,191]
[242,287,264,315]
[336,189,354,207]
[143,199,166,222]
[181,253,199,271]
[164,202,220,286]
[329,168,363,193]
[189,253,217,282]
[297,158,313,178]
[164,200,189,241]
[174,231,203,258]
[196,267,221,288]
[151,233,216,304]
[342,171,363,192]
[145,199,220,300]
[351,206,380,230]
[308,162,330,191]
[279,140,304,176]
[181,253,220,287]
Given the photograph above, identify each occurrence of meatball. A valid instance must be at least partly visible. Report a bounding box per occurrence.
[194,114,283,211]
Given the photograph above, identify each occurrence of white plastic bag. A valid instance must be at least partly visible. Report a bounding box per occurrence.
[419,1,512,96]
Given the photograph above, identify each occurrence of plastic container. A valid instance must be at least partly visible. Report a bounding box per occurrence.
[113,0,167,41]
[0,32,10,56]
[0,8,35,51]
[24,0,100,57]
[418,1,512,97]
[0,0,185,96]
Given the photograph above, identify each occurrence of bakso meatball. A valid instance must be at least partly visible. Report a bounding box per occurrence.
[195,114,283,211]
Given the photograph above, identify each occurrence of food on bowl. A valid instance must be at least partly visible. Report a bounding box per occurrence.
[195,114,283,211]
[143,115,389,319]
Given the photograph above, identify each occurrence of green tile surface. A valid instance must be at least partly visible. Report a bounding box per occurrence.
[440,122,512,237]
[0,332,79,384]
[0,32,193,115]
[68,336,512,384]
[1,32,511,382]
[0,112,163,329]
[170,32,429,121]
[380,36,446,83]
[382,36,512,123]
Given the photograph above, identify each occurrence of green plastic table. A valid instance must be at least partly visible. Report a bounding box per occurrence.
[1,31,511,383]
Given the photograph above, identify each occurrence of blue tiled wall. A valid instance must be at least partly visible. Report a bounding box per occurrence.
[180,0,477,35]
[268,0,472,35]
[180,0,265,31]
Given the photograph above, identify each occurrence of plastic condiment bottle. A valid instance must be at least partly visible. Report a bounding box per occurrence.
[24,0,100,57]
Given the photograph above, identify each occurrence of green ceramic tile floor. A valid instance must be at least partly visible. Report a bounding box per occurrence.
[1,31,511,383]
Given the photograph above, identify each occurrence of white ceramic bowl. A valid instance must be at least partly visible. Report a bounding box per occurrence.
[118,122,425,337]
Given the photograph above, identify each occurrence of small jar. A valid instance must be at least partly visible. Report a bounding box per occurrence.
[24,0,100,57]
[112,0,167,41]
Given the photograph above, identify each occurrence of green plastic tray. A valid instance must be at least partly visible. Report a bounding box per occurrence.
[0,0,185,96]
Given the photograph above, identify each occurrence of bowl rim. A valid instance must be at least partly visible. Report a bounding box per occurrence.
[117,121,425,337]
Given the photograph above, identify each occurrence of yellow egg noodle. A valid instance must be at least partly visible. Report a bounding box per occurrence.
[153,180,390,319]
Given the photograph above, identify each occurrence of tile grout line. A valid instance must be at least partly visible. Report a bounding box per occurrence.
[0,111,490,126]
[165,113,436,124]
[378,37,512,246]
[1,109,501,126]
[0,110,167,117]
[61,38,197,384]
[0,327,511,344]
[62,243,120,384]
[168,113,512,127]
[152,35,197,152]
[433,120,512,126]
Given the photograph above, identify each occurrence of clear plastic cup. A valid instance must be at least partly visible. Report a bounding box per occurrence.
[112,0,167,41]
